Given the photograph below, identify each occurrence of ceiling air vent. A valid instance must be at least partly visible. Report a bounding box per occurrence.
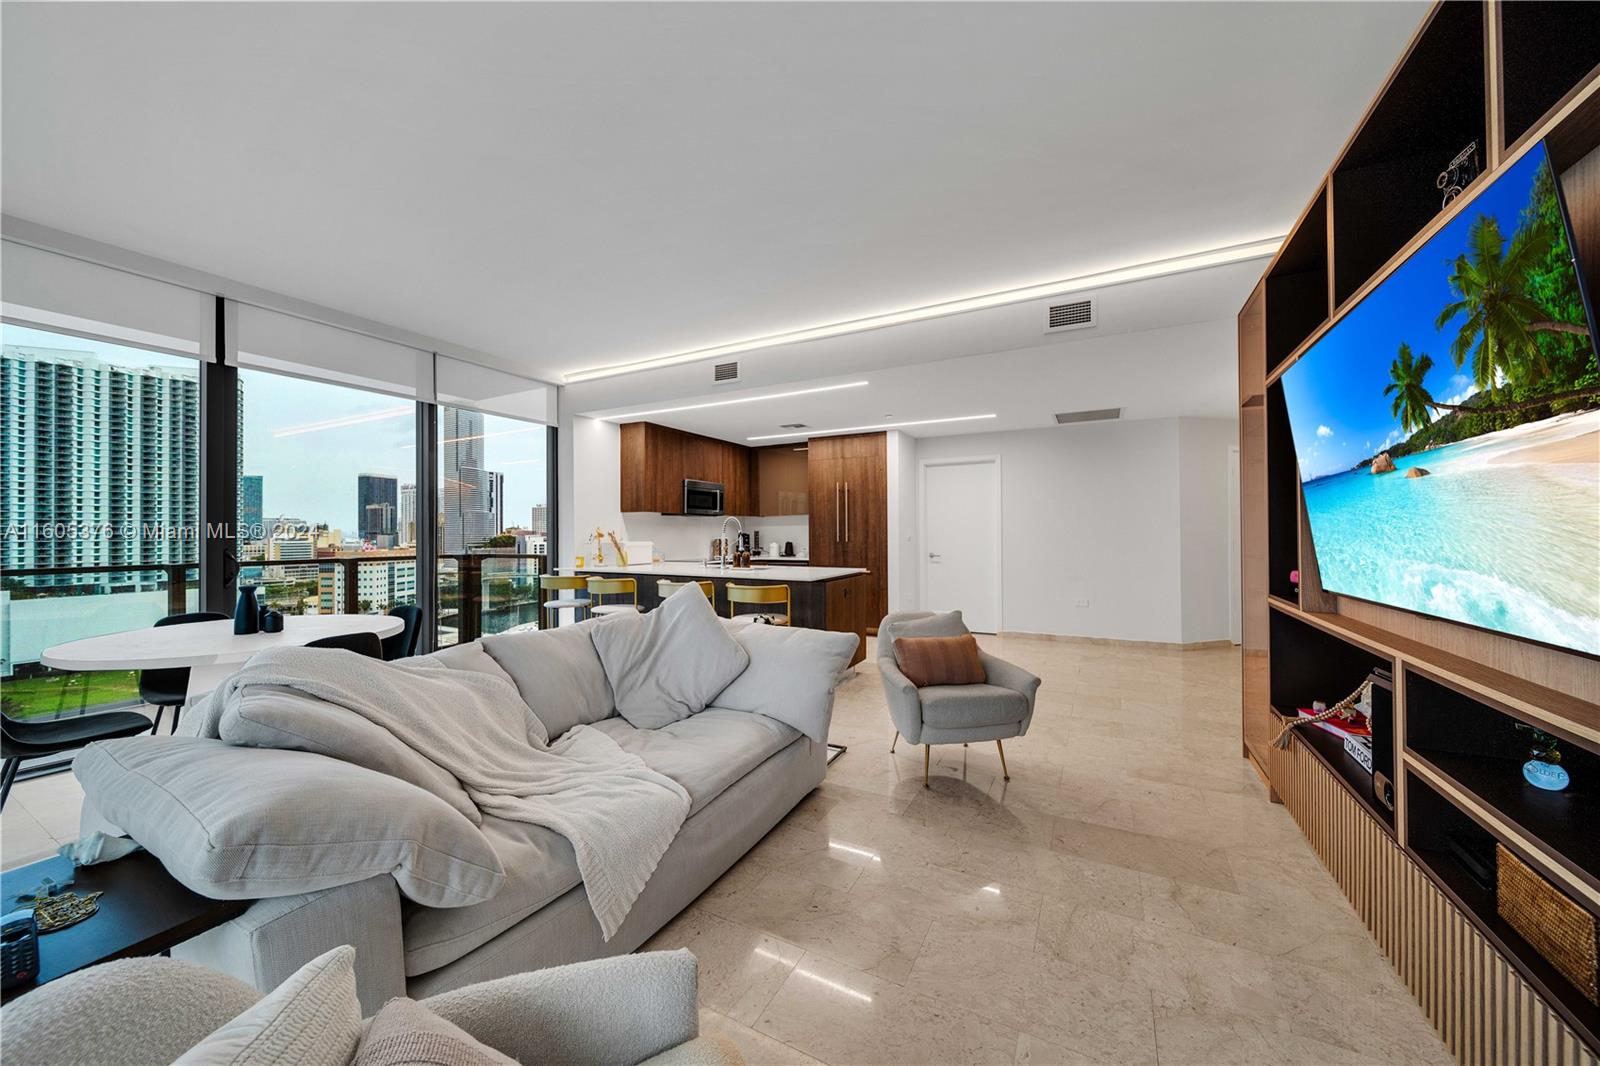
[779,423,808,430]
[712,361,741,385]
[1054,407,1121,425]
[1045,298,1095,334]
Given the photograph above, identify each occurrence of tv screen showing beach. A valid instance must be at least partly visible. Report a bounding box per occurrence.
[1281,141,1599,657]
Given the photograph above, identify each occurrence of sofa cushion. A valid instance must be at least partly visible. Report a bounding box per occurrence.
[591,710,799,815]
[892,634,987,688]
[75,736,505,909]
[424,642,518,689]
[713,623,857,744]
[917,684,1028,730]
[175,946,360,1066]
[355,997,516,1066]
[401,816,582,977]
[220,684,482,826]
[481,621,614,740]
[589,585,749,730]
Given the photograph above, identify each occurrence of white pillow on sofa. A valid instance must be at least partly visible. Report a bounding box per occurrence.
[175,946,361,1066]
[74,737,505,909]
[589,583,749,730]
[713,623,858,744]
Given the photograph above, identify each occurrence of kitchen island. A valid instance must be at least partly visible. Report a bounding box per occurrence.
[562,561,875,665]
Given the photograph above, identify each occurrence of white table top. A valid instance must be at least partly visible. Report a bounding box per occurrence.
[41,614,405,672]
[562,561,868,583]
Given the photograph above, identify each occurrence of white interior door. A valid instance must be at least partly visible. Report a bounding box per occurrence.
[921,458,1000,633]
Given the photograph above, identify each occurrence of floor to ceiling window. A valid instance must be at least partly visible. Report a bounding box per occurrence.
[1,323,199,720]
[236,367,417,618]
[435,408,549,646]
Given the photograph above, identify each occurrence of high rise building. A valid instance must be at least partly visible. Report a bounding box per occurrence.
[440,408,492,553]
[240,475,264,540]
[1,345,200,588]
[529,503,548,536]
[357,474,398,541]
[487,470,505,538]
[398,483,417,547]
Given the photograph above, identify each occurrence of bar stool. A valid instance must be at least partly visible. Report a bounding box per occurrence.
[656,578,715,608]
[587,576,641,617]
[539,575,592,627]
[727,583,791,625]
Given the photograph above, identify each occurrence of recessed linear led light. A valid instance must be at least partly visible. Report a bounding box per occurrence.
[748,413,996,442]
[602,380,868,420]
[563,237,1282,383]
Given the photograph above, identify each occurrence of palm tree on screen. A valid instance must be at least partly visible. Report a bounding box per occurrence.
[1384,343,1438,433]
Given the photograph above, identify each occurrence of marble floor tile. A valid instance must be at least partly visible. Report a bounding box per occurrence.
[699,1009,829,1066]
[643,908,805,1026]
[756,952,1021,1066]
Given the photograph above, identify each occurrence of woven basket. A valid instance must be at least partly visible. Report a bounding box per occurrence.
[1496,844,1599,1006]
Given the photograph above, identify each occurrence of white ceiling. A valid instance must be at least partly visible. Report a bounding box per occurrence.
[2,1,1424,387]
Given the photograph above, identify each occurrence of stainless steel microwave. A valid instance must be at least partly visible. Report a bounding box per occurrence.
[683,479,725,515]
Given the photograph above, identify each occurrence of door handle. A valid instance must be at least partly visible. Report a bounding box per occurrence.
[835,483,841,542]
[844,482,849,542]
[928,553,941,559]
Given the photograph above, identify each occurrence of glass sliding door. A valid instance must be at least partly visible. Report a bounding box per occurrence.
[1,324,199,721]
[436,409,549,646]
[236,367,416,618]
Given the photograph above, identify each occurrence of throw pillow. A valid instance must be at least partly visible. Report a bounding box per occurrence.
[174,946,361,1066]
[355,998,517,1066]
[713,623,859,743]
[74,737,505,909]
[482,622,615,740]
[893,634,988,688]
[590,582,750,729]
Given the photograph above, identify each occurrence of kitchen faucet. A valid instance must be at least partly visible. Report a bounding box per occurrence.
[718,516,743,571]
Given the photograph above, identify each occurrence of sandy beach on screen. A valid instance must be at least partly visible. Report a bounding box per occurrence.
[1485,408,1600,467]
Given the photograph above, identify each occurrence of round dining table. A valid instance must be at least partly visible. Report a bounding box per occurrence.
[41,614,405,699]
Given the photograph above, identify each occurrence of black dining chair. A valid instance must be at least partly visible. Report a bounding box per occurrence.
[305,631,384,659]
[382,605,423,661]
[1,709,154,812]
[138,610,229,734]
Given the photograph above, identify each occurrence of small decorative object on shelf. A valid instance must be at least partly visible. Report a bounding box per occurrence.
[233,585,260,635]
[1289,568,1300,594]
[575,554,586,567]
[1517,723,1571,792]
[1437,140,1481,209]
[259,609,284,634]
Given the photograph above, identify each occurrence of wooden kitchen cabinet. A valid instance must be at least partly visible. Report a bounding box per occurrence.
[619,421,755,514]
[755,445,808,516]
[808,432,887,630]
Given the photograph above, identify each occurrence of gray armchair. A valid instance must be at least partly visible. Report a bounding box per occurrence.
[877,611,1041,787]
[0,949,740,1066]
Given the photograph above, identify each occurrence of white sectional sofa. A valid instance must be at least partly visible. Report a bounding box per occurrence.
[74,612,857,1012]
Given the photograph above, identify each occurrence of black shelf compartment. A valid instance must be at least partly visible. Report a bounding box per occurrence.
[1269,606,1396,833]
[1265,382,1299,602]
[1406,770,1600,1052]
[1331,1,1487,308]
[1500,3,1600,154]
[1405,667,1600,896]
[1265,186,1329,373]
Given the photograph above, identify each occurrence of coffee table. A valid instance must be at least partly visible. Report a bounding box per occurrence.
[0,851,248,1002]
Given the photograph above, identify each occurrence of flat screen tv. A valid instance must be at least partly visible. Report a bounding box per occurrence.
[1280,140,1600,657]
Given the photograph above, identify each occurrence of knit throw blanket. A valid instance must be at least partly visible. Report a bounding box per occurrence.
[188,646,690,940]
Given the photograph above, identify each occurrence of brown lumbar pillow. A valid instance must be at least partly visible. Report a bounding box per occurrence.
[893,634,987,688]
[355,997,517,1066]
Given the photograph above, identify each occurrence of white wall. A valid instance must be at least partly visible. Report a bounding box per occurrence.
[912,416,1235,644]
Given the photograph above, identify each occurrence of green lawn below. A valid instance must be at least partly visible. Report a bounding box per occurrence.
[2,671,143,720]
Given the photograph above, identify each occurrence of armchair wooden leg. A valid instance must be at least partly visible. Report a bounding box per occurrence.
[996,739,1010,781]
[890,730,899,753]
[924,745,930,789]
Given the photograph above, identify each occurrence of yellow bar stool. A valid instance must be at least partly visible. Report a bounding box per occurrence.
[656,578,715,608]
[587,576,641,617]
[727,583,791,625]
[539,575,592,627]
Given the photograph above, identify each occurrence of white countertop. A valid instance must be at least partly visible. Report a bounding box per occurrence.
[563,561,866,583]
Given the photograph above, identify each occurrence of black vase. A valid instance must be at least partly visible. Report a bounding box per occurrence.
[234,585,261,635]
[260,609,284,634]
